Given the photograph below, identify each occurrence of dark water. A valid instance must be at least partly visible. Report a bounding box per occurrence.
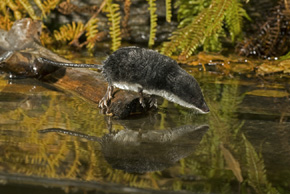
[0,66,289,194]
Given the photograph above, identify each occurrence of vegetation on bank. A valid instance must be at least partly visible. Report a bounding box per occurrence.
[1,0,290,75]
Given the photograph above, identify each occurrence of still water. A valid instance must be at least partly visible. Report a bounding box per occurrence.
[0,65,289,194]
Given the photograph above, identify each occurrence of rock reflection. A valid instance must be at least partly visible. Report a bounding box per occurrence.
[39,124,208,173]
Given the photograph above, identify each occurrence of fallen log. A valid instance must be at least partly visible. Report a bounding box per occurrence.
[43,67,153,119]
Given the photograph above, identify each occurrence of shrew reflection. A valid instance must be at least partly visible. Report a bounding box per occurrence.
[39,123,208,174]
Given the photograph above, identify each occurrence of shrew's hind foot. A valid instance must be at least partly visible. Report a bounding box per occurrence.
[149,97,158,108]
[138,88,158,109]
[138,88,146,108]
[99,85,114,114]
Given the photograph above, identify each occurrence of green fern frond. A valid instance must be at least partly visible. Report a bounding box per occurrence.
[203,31,224,52]
[33,0,47,18]
[0,15,13,30]
[42,0,61,15]
[2,0,59,21]
[85,18,99,51]
[175,0,211,28]
[243,134,279,194]
[54,22,85,42]
[18,0,38,19]
[165,0,172,22]
[4,1,22,20]
[146,0,158,47]
[162,0,248,57]
[104,2,122,51]
[225,0,249,41]
[0,2,8,18]
[161,9,207,57]
[182,0,229,57]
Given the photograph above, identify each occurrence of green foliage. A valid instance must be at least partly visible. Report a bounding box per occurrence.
[203,32,224,52]
[146,0,172,47]
[43,0,62,15]
[146,0,158,47]
[0,0,61,41]
[225,0,250,42]
[0,0,247,56]
[33,0,47,17]
[53,17,100,52]
[165,0,172,22]
[280,50,290,60]
[162,0,249,57]
[54,22,85,42]
[175,0,211,28]
[18,0,38,19]
[104,1,122,51]
[0,15,13,30]
[0,0,61,20]
[85,18,99,52]
[243,134,280,194]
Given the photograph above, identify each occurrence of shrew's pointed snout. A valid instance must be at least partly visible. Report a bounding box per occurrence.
[201,102,210,113]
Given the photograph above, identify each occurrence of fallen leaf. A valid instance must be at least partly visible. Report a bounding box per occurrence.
[220,144,243,183]
[257,62,284,75]
[246,89,289,98]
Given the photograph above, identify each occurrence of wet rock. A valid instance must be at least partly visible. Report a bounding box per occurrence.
[0,18,70,78]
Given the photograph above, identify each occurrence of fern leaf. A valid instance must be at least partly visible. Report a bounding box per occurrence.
[175,0,211,28]
[161,9,210,57]
[243,134,279,194]
[162,0,225,57]
[0,2,8,18]
[42,0,61,15]
[105,2,122,51]
[146,0,158,47]
[18,0,38,19]
[54,22,85,42]
[225,0,249,41]
[220,144,243,183]
[0,15,13,30]
[165,0,172,22]
[163,0,248,57]
[40,30,54,46]
[33,0,47,18]
[6,1,22,20]
[203,31,224,52]
[85,18,99,51]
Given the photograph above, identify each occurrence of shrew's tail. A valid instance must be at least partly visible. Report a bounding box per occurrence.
[38,128,101,142]
[38,57,102,69]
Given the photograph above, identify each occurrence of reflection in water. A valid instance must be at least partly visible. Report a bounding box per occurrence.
[40,124,208,173]
[0,72,290,193]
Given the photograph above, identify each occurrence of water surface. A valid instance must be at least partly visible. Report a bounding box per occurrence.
[0,65,289,194]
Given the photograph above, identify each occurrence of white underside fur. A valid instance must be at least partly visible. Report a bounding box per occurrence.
[113,82,206,114]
